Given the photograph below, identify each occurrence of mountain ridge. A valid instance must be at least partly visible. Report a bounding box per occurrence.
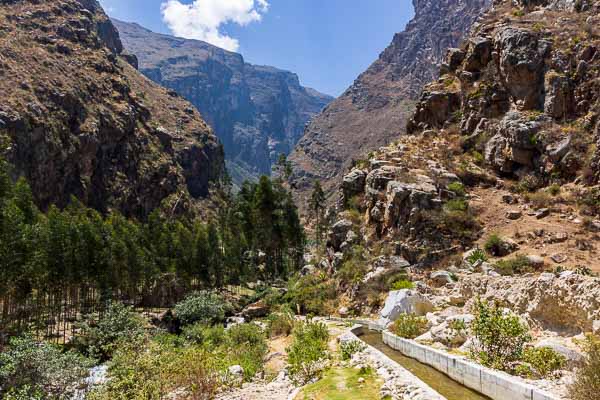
[112,18,333,185]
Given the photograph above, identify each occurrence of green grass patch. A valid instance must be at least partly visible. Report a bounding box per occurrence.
[298,367,382,400]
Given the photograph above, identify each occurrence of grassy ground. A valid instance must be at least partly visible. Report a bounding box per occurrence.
[297,366,383,400]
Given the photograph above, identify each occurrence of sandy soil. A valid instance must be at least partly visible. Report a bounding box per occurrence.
[471,186,600,272]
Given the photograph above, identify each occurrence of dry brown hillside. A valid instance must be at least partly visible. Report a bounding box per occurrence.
[0,0,225,218]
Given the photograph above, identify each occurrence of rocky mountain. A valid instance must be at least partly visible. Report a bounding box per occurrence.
[288,0,492,209]
[0,0,225,219]
[320,0,600,296]
[112,19,333,185]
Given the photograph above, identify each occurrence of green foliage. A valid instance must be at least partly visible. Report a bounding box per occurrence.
[521,347,566,378]
[73,302,145,361]
[286,274,337,315]
[484,234,503,256]
[174,291,228,327]
[0,335,92,399]
[0,153,305,339]
[340,340,366,361]
[569,335,600,400]
[266,311,295,337]
[182,323,226,347]
[391,279,414,290]
[391,314,428,339]
[447,182,466,197]
[336,245,369,285]
[310,181,327,247]
[548,184,561,196]
[225,324,268,379]
[470,300,531,371]
[88,338,222,400]
[467,248,488,264]
[495,254,534,276]
[433,198,481,240]
[287,321,330,383]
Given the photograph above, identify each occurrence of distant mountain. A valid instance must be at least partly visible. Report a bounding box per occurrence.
[0,0,225,219]
[112,19,333,185]
[288,0,491,209]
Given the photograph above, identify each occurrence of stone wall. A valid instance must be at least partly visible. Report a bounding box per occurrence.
[382,331,559,400]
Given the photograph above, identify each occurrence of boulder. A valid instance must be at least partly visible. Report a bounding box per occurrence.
[377,289,434,327]
[464,36,493,72]
[544,72,573,119]
[497,28,548,109]
[430,271,454,287]
[342,169,367,200]
[407,90,461,133]
[446,48,465,71]
[329,219,354,250]
[241,301,269,320]
[506,210,523,220]
[300,264,315,276]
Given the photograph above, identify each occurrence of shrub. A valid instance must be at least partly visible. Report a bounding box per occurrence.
[435,198,481,240]
[447,182,466,197]
[391,314,428,339]
[266,311,295,337]
[548,184,561,196]
[484,234,503,256]
[467,248,487,264]
[286,274,337,315]
[225,323,268,379]
[89,339,221,400]
[174,291,228,327]
[182,323,227,348]
[524,191,552,209]
[495,254,533,276]
[287,321,330,383]
[470,300,531,371]
[569,335,600,400]
[73,302,145,361]
[391,279,414,290]
[340,340,366,361]
[227,323,265,348]
[521,346,566,378]
[0,335,92,399]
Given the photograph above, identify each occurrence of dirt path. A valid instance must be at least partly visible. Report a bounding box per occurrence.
[471,186,600,271]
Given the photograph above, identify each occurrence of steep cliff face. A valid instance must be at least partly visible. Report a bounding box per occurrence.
[0,0,225,218]
[112,20,333,185]
[288,0,491,209]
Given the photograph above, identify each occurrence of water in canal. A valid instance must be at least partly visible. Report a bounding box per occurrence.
[358,330,490,400]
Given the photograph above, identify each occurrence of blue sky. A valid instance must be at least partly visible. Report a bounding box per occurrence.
[99,0,414,96]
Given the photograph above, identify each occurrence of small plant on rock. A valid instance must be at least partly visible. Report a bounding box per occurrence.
[521,346,566,378]
[447,182,466,197]
[391,313,428,339]
[467,248,487,264]
[340,340,366,361]
[470,299,531,371]
[391,279,414,290]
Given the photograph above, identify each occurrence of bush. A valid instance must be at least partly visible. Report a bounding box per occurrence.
[174,291,228,327]
[287,321,330,383]
[569,335,600,400]
[182,323,226,348]
[286,274,337,315]
[467,248,488,264]
[0,335,92,399]
[521,346,566,378]
[495,254,534,276]
[524,191,552,209]
[484,234,503,256]
[436,198,481,240]
[391,279,414,290]
[391,314,428,339]
[447,182,466,197]
[89,339,221,400]
[266,311,295,337]
[470,300,531,371]
[340,340,366,361]
[73,302,145,361]
[225,323,268,379]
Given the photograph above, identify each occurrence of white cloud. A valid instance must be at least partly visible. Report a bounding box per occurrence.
[160,0,269,52]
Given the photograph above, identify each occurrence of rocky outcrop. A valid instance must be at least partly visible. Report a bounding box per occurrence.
[113,19,333,185]
[459,273,600,333]
[289,0,492,211]
[0,0,225,218]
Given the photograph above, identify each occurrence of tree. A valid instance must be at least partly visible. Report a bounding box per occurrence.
[309,181,326,247]
[273,153,293,180]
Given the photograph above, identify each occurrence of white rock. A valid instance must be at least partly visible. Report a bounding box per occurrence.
[377,289,434,327]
